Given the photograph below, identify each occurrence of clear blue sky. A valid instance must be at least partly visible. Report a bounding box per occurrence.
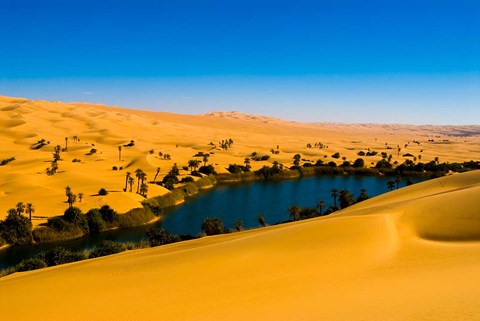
[1,0,479,124]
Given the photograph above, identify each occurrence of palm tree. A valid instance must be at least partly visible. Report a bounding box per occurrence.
[357,189,369,202]
[235,220,244,232]
[25,203,35,221]
[78,193,84,202]
[395,176,401,189]
[244,157,251,169]
[288,205,301,221]
[124,172,131,191]
[65,186,72,197]
[202,154,209,167]
[118,146,122,161]
[16,202,25,216]
[293,154,301,167]
[138,172,147,194]
[257,215,266,227]
[128,177,135,192]
[330,188,338,207]
[135,169,144,193]
[66,193,77,208]
[153,167,160,183]
[387,181,395,191]
[188,160,200,173]
[139,183,149,197]
[316,200,325,215]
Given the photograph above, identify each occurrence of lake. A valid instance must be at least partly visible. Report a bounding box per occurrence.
[0,175,418,268]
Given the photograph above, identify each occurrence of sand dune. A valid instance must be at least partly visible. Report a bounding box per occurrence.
[1,171,479,320]
[0,95,479,223]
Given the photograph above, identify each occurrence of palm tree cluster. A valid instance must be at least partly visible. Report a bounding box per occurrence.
[134,169,148,197]
[65,186,77,208]
[158,151,172,160]
[46,145,62,175]
[219,138,234,150]
[188,159,201,173]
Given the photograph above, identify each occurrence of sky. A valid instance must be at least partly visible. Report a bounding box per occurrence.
[1,0,479,124]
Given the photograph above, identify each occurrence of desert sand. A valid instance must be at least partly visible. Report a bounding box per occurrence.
[0,170,479,320]
[1,95,479,224]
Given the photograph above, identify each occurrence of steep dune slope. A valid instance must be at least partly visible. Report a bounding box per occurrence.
[1,171,479,320]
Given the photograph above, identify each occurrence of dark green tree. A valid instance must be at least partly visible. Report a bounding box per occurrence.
[339,189,355,209]
[202,217,225,236]
[357,189,369,202]
[330,188,338,207]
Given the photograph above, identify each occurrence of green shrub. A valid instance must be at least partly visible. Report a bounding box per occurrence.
[33,224,84,243]
[117,208,155,228]
[47,216,69,231]
[89,241,125,258]
[63,207,83,223]
[202,217,227,236]
[16,258,47,272]
[86,209,107,234]
[146,226,179,246]
[99,205,118,223]
[180,176,195,183]
[353,158,365,168]
[39,247,86,266]
[0,211,32,245]
[198,165,216,175]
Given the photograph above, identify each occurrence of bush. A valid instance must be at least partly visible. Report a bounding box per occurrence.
[332,152,340,159]
[328,161,337,167]
[198,165,217,175]
[33,224,85,243]
[63,207,89,234]
[89,241,125,258]
[357,151,366,156]
[112,166,118,170]
[117,208,155,228]
[180,176,195,183]
[146,226,179,246]
[40,247,86,266]
[99,205,118,223]
[86,209,107,234]
[16,258,47,272]
[0,211,32,245]
[63,207,83,223]
[47,216,69,231]
[227,164,243,174]
[98,188,108,196]
[260,155,270,161]
[353,158,365,168]
[202,217,226,236]
[375,159,393,169]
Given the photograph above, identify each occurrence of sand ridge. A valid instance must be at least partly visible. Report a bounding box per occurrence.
[0,95,479,222]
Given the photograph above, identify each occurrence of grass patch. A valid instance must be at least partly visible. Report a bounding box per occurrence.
[118,207,155,228]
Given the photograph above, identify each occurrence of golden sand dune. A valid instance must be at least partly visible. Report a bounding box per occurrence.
[0,95,479,223]
[1,171,479,320]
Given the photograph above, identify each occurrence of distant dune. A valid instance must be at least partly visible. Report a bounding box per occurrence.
[0,95,479,222]
[1,170,479,320]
